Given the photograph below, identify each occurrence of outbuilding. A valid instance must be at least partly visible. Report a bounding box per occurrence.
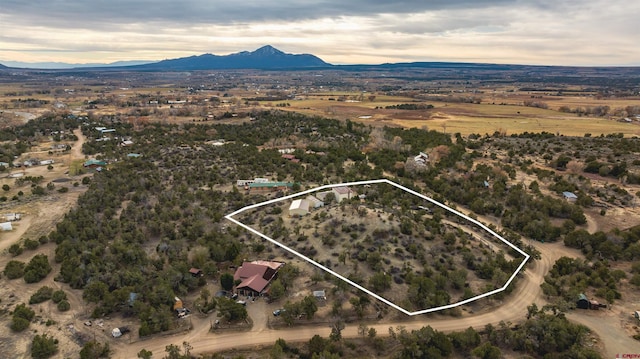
[563,191,578,201]
[576,293,589,309]
[189,268,203,277]
[289,199,310,217]
[332,186,355,202]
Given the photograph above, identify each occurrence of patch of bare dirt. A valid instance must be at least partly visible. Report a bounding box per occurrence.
[0,129,90,358]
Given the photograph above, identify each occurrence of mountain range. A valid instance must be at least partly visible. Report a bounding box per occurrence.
[0,46,329,70]
[0,60,151,70]
[129,45,329,70]
[2,46,640,75]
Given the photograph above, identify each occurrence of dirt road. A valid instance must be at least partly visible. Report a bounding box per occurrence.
[114,230,598,358]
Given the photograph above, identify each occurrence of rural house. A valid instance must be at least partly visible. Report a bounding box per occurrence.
[234,260,285,297]
[332,186,355,202]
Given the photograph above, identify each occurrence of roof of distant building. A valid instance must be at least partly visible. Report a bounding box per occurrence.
[333,186,353,194]
[248,182,294,188]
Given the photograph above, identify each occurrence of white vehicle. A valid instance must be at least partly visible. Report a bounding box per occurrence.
[111,326,130,338]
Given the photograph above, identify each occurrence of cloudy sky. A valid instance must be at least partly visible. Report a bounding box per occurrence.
[1,0,638,66]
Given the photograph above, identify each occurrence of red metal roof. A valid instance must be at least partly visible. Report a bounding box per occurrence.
[234,261,284,293]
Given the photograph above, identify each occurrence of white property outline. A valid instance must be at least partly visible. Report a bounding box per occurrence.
[225,178,530,316]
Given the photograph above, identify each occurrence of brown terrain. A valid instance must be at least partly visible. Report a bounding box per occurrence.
[1,84,640,358]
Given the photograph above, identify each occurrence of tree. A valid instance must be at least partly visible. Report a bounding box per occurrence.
[4,260,25,279]
[301,295,318,319]
[29,286,54,304]
[23,254,51,283]
[57,300,71,312]
[369,272,391,292]
[329,319,345,341]
[79,341,111,359]
[137,349,153,359]
[8,243,23,256]
[2,184,10,191]
[11,303,35,332]
[471,342,501,359]
[163,344,182,359]
[220,272,234,291]
[51,290,67,303]
[216,297,248,322]
[31,334,58,359]
[83,281,109,303]
[308,335,327,354]
[269,279,285,301]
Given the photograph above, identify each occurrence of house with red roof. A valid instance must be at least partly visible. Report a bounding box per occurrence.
[234,260,285,297]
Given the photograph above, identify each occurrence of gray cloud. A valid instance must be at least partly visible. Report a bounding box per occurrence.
[1,0,639,65]
[1,0,524,28]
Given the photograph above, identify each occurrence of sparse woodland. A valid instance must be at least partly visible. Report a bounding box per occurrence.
[2,108,640,358]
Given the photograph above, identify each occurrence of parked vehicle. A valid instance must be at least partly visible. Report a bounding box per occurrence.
[111,326,130,338]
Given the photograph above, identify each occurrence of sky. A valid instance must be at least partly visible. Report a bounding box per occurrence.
[1,0,639,67]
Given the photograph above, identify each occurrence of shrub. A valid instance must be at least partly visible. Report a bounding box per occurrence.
[29,286,54,304]
[57,300,71,312]
[52,290,67,303]
[11,316,30,332]
[31,333,58,359]
[23,238,40,250]
[4,260,25,279]
[23,254,52,283]
[11,303,35,332]
[8,243,23,256]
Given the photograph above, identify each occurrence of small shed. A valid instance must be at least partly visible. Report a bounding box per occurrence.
[289,199,310,217]
[5,213,21,221]
[563,191,578,201]
[305,195,324,209]
[0,222,12,231]
[313,290,326,300]
[189,268,203,277]
[576,293,589,309]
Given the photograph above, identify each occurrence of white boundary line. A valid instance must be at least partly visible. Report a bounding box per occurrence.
[225,179,530,316]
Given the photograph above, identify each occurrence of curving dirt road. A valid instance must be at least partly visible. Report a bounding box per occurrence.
[114,226,596,358]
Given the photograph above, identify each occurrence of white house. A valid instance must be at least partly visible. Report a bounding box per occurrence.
[289,199,310,217]
[332,186,355,202]
[5,213,21,221]
[414,152,429,165]
[305,195,324,209]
